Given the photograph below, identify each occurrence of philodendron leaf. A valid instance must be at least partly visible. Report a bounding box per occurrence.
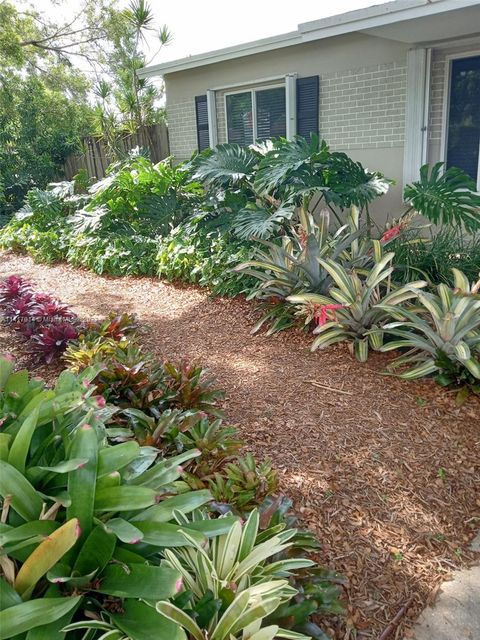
[96,564,182,600]
[111,600,187,640]
[14,518,81,599]
[0,595,82,639]
[0,460,43,521]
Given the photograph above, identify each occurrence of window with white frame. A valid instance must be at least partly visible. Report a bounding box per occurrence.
[225,86,286,145]
[445,54,480,189]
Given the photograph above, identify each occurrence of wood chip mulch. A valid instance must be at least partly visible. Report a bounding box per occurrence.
[1,250,479,639]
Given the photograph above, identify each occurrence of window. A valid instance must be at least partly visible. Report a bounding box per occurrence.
[225,86,286,144]
[445,54,480,189]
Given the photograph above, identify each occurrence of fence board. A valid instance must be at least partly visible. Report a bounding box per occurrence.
[63,122,170,181]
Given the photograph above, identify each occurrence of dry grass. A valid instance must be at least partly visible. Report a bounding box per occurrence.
[1,251,479,639]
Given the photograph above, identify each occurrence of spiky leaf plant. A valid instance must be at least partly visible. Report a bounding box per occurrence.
[288,251,426,362]
[156,509,315,640]
[379,269,480,385]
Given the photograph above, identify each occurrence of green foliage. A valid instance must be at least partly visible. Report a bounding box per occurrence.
[289,251,426,361]
[157,223,257,297]
[380,270,480,388]
[389,227,480,286]
[0,355,239,639]
[403,162,480,232]
[235,208,381,334]
[157,510,315,640]
[208,454,279,511]
[0,73,92,216]
[67,232,158,276]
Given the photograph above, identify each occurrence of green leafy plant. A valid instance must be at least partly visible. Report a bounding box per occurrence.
[157,509,316,640]
[208,454,279,511]
[380,269,480,388]
[403,162,480,232]
[0,356,235,639]
[288,251,426,361]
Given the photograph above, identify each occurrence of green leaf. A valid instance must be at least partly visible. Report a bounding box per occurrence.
[156,601,204,640]
[0,461,43,521]
[67,424,98,540]
[132,522,206,548]
[132,490,212,523]
[106,518,143,544]
[7,407,40,474]
[111,600,187,640]
[94,486,158,512]
[97,442,140,477]
[0,578,22,611]
[96,564,182,599]
[0,596,82,639]
[73,524,116,577]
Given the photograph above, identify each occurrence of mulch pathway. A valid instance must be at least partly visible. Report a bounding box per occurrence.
[1,250,479,639]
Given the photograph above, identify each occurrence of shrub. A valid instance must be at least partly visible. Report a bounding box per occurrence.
[0,356,235,639]
[157,223,256,296]
[66,233,158,276]
[380,269,480,391]
[389,227,480,286]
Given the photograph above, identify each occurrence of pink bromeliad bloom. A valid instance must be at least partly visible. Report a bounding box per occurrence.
[380,224,402,244]
[314,303,345,326]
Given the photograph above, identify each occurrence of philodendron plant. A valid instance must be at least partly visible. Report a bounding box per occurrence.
[288,249,426,362]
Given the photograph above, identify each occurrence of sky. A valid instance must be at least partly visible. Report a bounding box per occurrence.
[33,0,396,65]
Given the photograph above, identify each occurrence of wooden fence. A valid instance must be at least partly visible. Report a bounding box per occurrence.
[63,122,170,181]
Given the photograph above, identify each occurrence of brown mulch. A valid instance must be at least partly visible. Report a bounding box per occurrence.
[1,250,479,639]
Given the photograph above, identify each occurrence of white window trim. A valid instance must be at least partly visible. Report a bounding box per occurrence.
[440,49,480,191]
[403,47,431,188]
[224,83,286,144]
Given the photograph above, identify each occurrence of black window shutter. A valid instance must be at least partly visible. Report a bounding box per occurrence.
[195,95,210,151]
[296,76,319,139]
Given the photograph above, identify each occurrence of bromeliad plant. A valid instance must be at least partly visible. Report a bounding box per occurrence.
[208,454,279,512]
[0,276,79,363]
[156,509,318,640]
[0,356,237,640]
[379,269,480,391]
[288,250,426,362]
[235,208,379,334]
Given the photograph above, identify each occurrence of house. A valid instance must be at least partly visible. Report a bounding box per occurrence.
[139,0,480,216]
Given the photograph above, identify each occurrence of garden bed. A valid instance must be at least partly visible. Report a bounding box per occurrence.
[1,249,479,639]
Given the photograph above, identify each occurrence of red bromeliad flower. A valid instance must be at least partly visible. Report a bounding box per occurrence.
[313,303,345,326]
[380,224,402,244]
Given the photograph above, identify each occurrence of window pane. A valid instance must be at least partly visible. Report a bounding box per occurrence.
[256,87,286,140]
[446,55,480,183]
[226,92,253,145]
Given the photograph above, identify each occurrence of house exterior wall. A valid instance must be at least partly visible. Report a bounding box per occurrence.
[164,32,410,217]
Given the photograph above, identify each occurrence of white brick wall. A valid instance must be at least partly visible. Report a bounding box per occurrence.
[166,61,407,158]
[165,99,198,160]
[320,62,406,150]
